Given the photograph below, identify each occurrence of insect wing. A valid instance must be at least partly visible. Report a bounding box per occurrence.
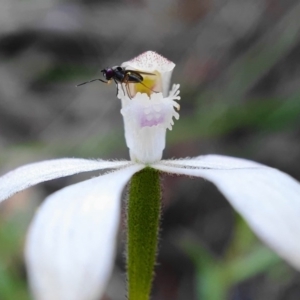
[125,70,156,76]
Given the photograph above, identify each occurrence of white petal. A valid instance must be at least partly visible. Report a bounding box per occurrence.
[153,155,300,270]
[25,164,144,300]
[0,158,133,202]
[157,155,263,169]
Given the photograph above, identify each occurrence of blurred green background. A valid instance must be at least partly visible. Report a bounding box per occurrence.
[0,0,300,299]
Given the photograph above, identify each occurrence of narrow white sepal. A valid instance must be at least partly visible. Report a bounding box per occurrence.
[25,164,144,300]
[0,158,133,202]
[153,155,300,270]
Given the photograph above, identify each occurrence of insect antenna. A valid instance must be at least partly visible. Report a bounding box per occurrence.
[76,78,108,87]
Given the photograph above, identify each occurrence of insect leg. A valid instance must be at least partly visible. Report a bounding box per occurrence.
[122,74,132,99]
[125,83,133,99]
[112,78,118,97]
[123,74,132,99]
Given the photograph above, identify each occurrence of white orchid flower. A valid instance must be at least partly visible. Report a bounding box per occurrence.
[1,51,300,300]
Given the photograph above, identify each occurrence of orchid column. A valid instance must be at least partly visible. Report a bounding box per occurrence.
[119,52,180,299]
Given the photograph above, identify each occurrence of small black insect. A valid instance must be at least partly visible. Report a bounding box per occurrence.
[77,66,157,98]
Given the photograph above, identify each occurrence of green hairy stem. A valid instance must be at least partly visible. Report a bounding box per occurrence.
[127,167,161,300]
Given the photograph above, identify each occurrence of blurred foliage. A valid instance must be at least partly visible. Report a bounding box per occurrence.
[0,211,31,299]
[182,215,282,300]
